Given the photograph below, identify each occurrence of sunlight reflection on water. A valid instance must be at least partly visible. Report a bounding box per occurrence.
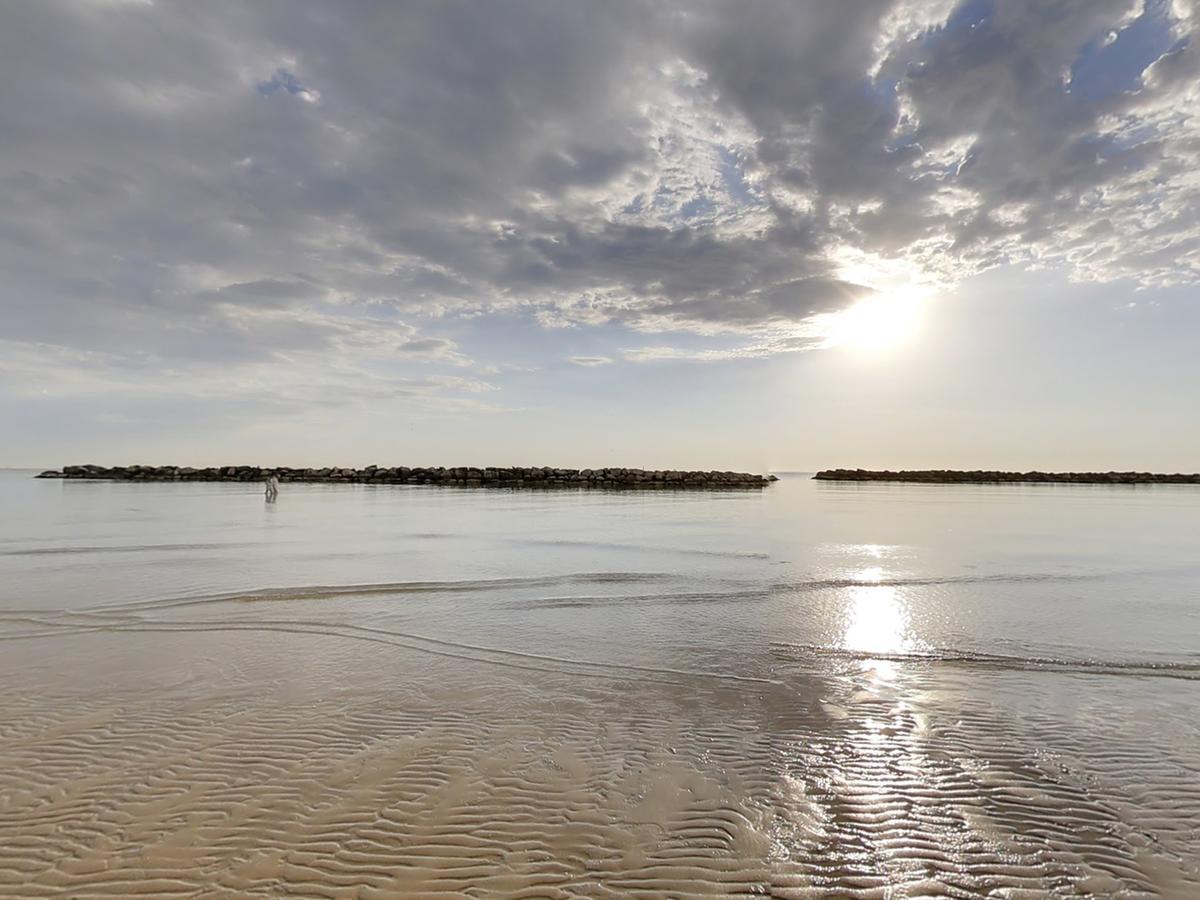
[842,566,918,659]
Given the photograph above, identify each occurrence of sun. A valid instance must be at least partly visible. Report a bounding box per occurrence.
[825,287,926,354]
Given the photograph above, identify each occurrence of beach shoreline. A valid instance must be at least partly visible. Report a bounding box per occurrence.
[3,618,1198,898]
[3,472,1199,897]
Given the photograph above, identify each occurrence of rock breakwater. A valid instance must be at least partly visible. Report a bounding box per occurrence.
[813,468,1200,485]
[36,464,776,489]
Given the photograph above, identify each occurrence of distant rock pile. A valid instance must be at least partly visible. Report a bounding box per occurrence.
[813,468,1200,485]
[36,464,777,489]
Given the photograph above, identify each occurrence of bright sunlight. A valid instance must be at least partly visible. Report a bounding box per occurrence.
[824,287,927,354]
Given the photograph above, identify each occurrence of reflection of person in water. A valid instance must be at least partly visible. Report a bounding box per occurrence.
[265,473,279,501]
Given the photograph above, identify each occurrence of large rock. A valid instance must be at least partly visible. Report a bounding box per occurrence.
[812,468,1200,485]
[36,463,777,489]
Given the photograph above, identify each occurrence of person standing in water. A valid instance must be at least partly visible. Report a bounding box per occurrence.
[265,473,279,501]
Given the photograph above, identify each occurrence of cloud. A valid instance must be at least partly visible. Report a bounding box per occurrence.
[1,0,1198,413]
[0,336,501,424]
[396,337,472,366]
[201,279,328,309]
[622,333,823,363]
[567,356,614,367]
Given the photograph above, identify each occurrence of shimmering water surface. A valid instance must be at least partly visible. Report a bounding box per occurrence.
[2,470,1199,897]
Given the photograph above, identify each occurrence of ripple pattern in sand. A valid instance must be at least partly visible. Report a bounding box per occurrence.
[1,587,1199,897]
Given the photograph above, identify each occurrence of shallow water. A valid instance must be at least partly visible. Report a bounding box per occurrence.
[2,470,1199,897]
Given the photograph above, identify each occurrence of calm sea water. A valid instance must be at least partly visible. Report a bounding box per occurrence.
[3,468,1198,674]
[4,468,1200,895]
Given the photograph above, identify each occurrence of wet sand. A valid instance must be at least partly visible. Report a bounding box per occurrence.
[3,586,1199,898]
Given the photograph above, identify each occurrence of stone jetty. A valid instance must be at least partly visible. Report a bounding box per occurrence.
[813,468,1200,485]
[36,464,777,489]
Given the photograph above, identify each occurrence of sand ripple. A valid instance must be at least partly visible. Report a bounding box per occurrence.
[1,585,1198,898]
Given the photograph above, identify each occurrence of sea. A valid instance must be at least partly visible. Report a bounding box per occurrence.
[2,468,1198,896]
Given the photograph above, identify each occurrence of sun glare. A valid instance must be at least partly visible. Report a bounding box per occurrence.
[826,288,926,354]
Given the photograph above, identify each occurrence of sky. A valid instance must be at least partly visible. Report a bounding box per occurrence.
[1,0,1198,472]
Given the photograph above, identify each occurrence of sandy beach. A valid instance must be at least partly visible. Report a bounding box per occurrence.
[3,586,1200,897]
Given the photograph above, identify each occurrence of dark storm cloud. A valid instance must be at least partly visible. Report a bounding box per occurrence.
[1,0,1198,393]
